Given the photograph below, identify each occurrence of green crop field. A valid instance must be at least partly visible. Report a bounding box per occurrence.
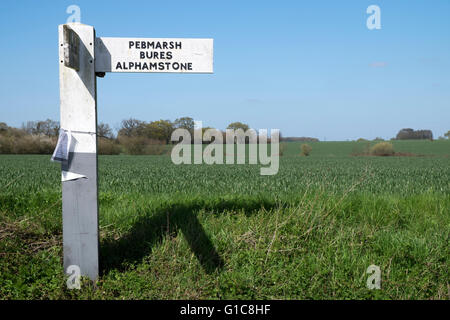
[0,140,449,299]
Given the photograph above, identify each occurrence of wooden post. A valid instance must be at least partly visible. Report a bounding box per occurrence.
[57,23,213,281]
[58,23,99,281]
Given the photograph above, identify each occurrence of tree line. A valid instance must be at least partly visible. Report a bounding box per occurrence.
[0,118,261,155]
[1,119,447,155]
[395,128,433,140]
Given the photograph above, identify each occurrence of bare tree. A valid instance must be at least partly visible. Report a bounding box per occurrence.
[97,122,114,139]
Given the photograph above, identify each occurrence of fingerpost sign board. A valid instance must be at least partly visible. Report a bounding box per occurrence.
[58,23,213,281]
[95,38,213,73]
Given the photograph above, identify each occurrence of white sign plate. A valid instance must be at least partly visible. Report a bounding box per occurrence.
[94,37,213,73]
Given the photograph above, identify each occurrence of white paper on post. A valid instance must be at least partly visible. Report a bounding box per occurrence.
[51,130,72,162]
[62,171,87,182]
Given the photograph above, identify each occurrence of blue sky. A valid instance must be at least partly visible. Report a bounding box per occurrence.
[0,0,449,140]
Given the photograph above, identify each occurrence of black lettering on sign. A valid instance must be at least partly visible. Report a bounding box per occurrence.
[129,41,182,50]
[115,61,194,71]
[139,51,173,60]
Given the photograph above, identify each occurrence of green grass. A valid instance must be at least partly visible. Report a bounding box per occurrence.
[0,140,449,299]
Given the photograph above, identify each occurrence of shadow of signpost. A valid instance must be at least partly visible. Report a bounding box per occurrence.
[100,198,277,275]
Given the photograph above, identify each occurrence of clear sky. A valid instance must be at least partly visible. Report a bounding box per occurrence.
[0,0,449,140]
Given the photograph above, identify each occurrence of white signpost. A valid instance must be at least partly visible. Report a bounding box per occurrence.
[58,23,213,281]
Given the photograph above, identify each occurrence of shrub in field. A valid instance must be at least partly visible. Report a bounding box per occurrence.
[370,142,395,156]
[300,143,312,156]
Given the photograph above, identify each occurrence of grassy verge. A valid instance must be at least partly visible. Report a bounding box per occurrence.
[1,189,448,299]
